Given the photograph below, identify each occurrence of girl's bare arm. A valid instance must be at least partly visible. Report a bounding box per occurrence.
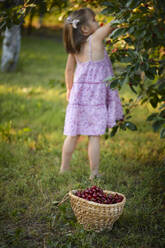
[93,22,116,41]
[65,54,76,90]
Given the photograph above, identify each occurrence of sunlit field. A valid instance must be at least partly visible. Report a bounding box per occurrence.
[0,33,164,248]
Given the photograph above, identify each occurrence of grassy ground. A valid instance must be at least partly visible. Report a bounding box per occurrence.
[0,33,165,248]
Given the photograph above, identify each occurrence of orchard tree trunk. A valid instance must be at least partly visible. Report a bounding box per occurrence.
[1,24,21,72]
[37,13,44,29]
[27,11,35,35]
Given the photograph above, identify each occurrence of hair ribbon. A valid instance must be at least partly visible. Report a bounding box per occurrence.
[66,17,80,29]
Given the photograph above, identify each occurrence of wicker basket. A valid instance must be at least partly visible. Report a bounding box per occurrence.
[69,189,126,232]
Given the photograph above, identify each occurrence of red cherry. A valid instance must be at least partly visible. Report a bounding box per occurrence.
[75,186,124,205]
[112,48,118,53]
[106,40,111,45]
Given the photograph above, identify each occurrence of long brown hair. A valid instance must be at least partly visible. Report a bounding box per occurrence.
[63,8,95,54]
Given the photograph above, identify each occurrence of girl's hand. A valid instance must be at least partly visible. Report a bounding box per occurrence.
[66,89,71,101]
[94,21,118,41]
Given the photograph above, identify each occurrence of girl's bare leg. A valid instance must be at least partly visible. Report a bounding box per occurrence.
[60,135,80,173]
[88,135,101,179]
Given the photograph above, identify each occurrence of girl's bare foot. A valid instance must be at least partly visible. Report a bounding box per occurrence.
[59,168,70,175]
[89,172,104,180]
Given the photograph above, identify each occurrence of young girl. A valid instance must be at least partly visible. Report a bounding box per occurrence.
[60,8,124,179]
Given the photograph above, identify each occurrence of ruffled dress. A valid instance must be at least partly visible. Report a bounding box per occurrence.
[63,35,124,136]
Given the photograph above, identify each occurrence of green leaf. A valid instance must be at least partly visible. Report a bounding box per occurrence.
[104,128,109,139]
[23,128,31,132]
[140,62,149,71]
[152,120,165,132]
[126,0,134,8]
[120,123,127,130]
[110,126,118,137]
[150,96,159,108]
[123,75,129,84]
[128,26,135,34]
[103,75,115,82]
[126,115,132,120]
[104,133,109,139]
[26,3,36,7]
[101,1,114,8]
[158,65,164,76]
[125,121,137,131]
[102,8,114,15]
[120,56,132,63]
[160,128,165,138]
[110,79,119,89]
[149,67,157,76]
[119,75,129,86]
[110,28,126,39]
[125,108,130,114]
[158,79,165,90]
[124,37,133,45]
[146,113,158,121]
[109,19,124,25]
[145,70,155,80]
[129,84,137,94]
[126,0,141,8]
[127,49,136,58]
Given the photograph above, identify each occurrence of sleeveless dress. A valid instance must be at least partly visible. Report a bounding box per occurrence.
[63,35,124,136]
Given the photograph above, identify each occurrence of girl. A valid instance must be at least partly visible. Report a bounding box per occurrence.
[60,8,124,179]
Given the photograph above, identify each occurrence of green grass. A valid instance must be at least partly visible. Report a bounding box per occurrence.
[0,34,165,248]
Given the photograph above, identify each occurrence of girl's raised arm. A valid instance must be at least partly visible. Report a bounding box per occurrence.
[93,23,116,41]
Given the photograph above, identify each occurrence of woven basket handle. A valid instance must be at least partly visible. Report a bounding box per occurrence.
[56,193,69,207]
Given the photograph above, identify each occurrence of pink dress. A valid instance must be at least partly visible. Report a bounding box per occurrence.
[63,35,124,136]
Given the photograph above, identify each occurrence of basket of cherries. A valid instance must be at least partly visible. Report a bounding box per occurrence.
[69,185,126,232]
